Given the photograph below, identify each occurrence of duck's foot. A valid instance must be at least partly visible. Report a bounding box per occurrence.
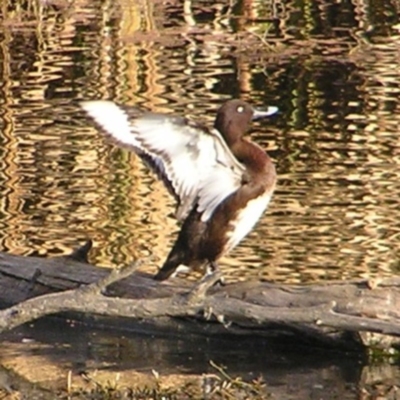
[207,261,225,286]
[186,269,223,303]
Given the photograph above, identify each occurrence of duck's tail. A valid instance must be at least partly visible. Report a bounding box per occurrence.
[153,251,187,281]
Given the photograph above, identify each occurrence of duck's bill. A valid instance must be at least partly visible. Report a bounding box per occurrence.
[252,106,279,119]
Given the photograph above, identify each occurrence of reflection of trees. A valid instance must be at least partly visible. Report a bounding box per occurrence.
[0,0,399,281]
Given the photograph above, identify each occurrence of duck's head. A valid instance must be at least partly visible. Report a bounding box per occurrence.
[214,99,278,145]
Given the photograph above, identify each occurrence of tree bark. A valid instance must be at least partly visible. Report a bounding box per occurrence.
[1,241,400,350]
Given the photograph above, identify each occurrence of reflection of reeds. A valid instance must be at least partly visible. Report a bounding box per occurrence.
[0,0,400,281]
[2,0,42,20]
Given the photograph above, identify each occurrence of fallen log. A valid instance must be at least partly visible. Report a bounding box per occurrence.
[0,241,400,350]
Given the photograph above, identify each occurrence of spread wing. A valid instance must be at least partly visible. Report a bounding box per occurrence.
[80,100,245,222]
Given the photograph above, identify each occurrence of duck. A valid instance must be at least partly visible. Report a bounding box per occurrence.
[80,99,278,281]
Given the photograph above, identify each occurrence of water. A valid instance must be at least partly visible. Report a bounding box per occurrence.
[0,318,368,399]
[0,0,400,397]
[2,0,400,284]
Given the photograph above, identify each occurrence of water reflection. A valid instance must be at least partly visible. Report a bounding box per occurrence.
[0,0,399,284]
[0,318,367,399]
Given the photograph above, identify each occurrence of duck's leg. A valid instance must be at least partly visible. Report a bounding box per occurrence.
[206,261,225,285]
[206,261,219,275]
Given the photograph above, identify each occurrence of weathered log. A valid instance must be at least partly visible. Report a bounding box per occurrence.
[0,241,400,350]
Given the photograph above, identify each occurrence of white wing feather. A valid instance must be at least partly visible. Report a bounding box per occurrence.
[81,101,141,148]
[81,100,244,222]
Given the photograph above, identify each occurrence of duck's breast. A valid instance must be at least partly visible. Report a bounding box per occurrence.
[224,191,272,253]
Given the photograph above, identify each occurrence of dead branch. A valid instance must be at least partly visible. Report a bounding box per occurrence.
[0,242,400,349]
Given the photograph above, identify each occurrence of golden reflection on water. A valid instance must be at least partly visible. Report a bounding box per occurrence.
[0,0,399,284]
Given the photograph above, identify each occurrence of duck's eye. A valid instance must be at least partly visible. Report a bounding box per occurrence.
[237,106,244,113]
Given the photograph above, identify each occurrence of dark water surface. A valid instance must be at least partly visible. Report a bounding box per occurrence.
[0,317,371,399]
[1,0,400,398]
